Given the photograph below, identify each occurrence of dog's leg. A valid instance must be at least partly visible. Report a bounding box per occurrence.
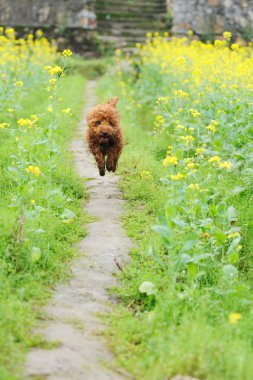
[94,150,106,176]
[106,146,121,173]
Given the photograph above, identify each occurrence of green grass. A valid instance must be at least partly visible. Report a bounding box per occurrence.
[98,66,253,380]
[0,73,86,379]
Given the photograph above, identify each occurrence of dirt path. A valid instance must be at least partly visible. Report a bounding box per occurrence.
[25,80,132,380]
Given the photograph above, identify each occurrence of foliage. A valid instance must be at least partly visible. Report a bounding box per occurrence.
[0,28,86,378]
[99,32,253,380]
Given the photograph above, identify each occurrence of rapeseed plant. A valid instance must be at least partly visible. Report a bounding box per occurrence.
[108,30,253,379]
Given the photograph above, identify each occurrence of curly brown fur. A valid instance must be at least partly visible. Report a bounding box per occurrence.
[86,97,123,176]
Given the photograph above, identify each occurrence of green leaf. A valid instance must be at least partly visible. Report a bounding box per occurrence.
[152,224,171,239]
[171,218,187,228]
[187,262,197,280]
[60,208,77,219]
[232,186,245,195]
[228,252,240,264]
[227,237,241,254]
[223,264,238,280]
[211,226,227,243]
[181,232,199,252]
[180,253,192,264]
[228,206,237,223]
[139,281,156,296]
[31,247,41,263]
[217,201,227,216]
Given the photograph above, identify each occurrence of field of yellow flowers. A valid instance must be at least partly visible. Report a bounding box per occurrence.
[100,32,253,380]
[0,29,86,378]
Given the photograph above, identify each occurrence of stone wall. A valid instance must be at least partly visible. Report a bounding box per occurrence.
[0,0,97,54]
[172,0,253,39]
[0,0,97,29]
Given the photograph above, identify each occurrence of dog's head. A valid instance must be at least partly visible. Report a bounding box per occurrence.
[87,97,120,145]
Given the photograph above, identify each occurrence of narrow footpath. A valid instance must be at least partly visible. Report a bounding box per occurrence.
[25,80,132,380]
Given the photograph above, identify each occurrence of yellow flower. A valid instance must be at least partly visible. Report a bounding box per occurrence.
[175,124,186,130]
[62,108,72,116]
[188,30,193,36]
[36,29,43,38]
[49,78,57,86]
[48,105,53,113]
[62,49,72,57]
[140,170,152,180]
[14,80,23,87]
[62,219,73,224]
[115,48,122,56]
[227,232,240,239]
[174,89,189,98]
[218,161,232,170]
[170,172,184,180]
[229,312,241,325]
[8,108,14,113]
[208,156,221,164]
[214,39,223,47]
[156,96,169,105]
[26,165,41,176]
[154,115,165,131]
[231,43,239,50]
[18,118,33,128]
[175,57,186,65]
[31,114,38,122]
[45,65,63,76]
[185,161,196,170]
[223,31,232,40]
[146,32,152,39]
[0,122,9,129]
[6,28,15,38]
[189,108,201,118]
[195,147,206,155]
[188,183,201,190]
[206,124,217,133]
[30,199,36,205]
[178,135,195,145]
[163,156,178,166]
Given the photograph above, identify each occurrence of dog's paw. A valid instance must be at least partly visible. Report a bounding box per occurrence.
[99,168,105,176]
[106,162,117,172]
[106,163,113,172]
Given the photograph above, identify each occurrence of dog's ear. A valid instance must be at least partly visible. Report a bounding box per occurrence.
[107,97,119,107]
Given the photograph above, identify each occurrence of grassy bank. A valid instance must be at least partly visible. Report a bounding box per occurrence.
[98,34,253,380]
[0,30,87,378]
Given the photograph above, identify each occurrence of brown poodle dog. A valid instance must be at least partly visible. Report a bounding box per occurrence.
[86,97,123,176]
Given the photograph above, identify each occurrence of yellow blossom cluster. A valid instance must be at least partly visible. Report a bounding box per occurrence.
[44,65,63,76]
[26,165,41,176]
[208,156,232,170]
[62,49,72,57]
[206,120,219,133]
[18,115,38,128]
[62,108,73,116]
[229,312,241,324]
[170,172,184,181]
[0,122,9,129]
[0,27,56,74]
[154,115,165,132]
[163,155,178,166]
[140,170,152,180]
